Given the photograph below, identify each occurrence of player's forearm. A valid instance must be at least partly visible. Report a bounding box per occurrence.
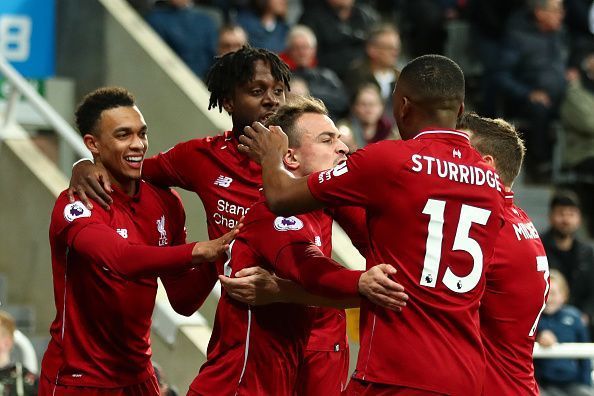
[275,277,360,308]
[73,223,195,278]
[161,265,219,316]
[276,244,363,299]
[261,155,321,216]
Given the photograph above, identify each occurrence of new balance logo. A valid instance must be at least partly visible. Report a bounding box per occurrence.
[214,175,233,188]
[453,149,462,158]
[116,229,128,239]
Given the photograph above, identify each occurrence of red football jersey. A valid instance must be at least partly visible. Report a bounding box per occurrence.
[308,130,505,394]
[42,183,194,388]
[190,198,361,395]
[143,132,354,353]
[480,193,549,395]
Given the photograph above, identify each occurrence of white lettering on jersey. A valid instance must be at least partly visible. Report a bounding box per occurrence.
[314,236,322,246]
[410,154,502,192]
[214,175,233,188]
[157,215,168,246]
[318,162,348,184]
[116,228,128,239]
[214,199,250,229]
[512,221,540,241]
[453,148,462,158]
[274,216,304,231]
[63,201,91,222]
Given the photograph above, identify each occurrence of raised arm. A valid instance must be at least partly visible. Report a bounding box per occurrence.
[239,122,323,215]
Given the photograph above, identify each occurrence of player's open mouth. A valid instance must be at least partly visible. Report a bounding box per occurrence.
[124,156,143,168]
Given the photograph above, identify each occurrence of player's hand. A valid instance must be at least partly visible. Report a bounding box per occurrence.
[191,225,241,264]
[219,266,282,305]
[67,159,113,210]
[238,122,288,165]
[536,330,558,347]
[358,264,408,312]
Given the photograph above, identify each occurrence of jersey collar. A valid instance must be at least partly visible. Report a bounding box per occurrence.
[504,190,515,207]
[412,128,471,144]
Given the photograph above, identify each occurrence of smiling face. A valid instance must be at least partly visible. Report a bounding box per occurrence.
[85,105,148,195]
[224,59,287,131]
[289,112,349,177]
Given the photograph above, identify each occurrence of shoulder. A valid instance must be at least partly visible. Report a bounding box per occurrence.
[560,305,585,321]
[52,191,108,226]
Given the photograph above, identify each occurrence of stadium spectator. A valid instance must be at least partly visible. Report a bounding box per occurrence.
[336,83,394,150]
[535,269,593,396]
[399,0,458,58]
[0,311,38,396]
[559,47,594,236]
[239,54,505,395]
[299,0,379,79]
[39,87,236,395]
[563,0,594,68]
[146,0,218,79]
[68,47,366,396]
[344,24,400,105]
[280,25,349,119]
[195,96,406,396]
[217,24,248,56]
[466,0,525,117]
[235,0,289,53]
[541,190,594,337]
[458,113,549,396]
[495,0,567,183]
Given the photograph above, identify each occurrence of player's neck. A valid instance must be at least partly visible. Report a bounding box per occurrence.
[110,176,139,197]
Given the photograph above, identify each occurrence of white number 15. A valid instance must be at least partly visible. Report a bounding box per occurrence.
[420,199,491,293]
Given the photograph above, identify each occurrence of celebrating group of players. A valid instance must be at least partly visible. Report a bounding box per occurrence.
[37,46,549,396]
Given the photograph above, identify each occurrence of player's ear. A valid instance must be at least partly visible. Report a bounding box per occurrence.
[83,134,100,156]
[222,97,234,114]
[283,148,299,171]
[457,102,465,118]
[483,154,495,168]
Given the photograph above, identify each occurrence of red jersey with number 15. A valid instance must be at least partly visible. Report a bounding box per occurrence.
[480,192,549,395]
[308,130,505,395]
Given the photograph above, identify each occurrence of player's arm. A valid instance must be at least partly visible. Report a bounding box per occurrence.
[71,223,237,278]
[219,267,360,308]
[239,122,323,215]
[160,191,220,315]
[68,159,113,210]
[274,243,407,311]
[162,265,219,316]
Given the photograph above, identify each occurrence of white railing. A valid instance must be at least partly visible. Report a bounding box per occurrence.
[534,343,594,359]
[0,54,90,158]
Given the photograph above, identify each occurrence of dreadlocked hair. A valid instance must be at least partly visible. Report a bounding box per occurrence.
[206,45,291,112]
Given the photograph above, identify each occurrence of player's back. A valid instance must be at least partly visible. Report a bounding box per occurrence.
[309,131,505,394]
[480,194,548,395]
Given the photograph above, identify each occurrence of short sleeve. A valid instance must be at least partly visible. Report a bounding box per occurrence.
[307,142,395,209]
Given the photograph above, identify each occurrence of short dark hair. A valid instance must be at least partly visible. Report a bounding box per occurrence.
[75,87,135,136]
[457,112,525,186]
[550,190,581,211]
[206,45,291,113]
[265,95,328,148]
[399,54,465,107]
[367,23,400,46]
